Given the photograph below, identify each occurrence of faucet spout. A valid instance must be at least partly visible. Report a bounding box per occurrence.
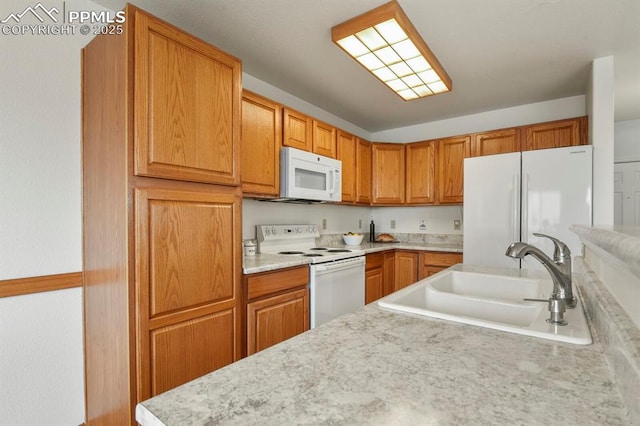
[505,236,576,309]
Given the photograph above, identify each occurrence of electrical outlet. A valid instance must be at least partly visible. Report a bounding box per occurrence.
[322,218,327,230]
[454,219,461,230]
[358,219,362,229]
[390,219,396,229]
[419,219,426,231]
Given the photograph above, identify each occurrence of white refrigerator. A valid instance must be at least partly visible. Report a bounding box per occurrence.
[463,145,592,270]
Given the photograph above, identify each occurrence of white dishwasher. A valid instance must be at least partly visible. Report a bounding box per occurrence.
[309,255,365,328]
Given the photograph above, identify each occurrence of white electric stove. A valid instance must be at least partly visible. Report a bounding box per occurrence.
[256,225,365,328]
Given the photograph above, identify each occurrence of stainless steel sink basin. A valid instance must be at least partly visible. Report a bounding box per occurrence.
[377,269,592,345]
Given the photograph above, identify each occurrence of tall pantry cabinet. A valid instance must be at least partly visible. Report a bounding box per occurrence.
[82,5,243,425]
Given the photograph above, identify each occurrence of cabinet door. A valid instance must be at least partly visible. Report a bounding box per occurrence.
[406,141,437,204]
[283,108,312,151]
[365,267,384,304]
[394,251,418,291]
[241,91,282,196]
[356,139,372,204]
[524,117,583,151]
[133,9,241,186]
[150,310,236,395]
[372,143,405,204]
[135,185,242,401]
[247,288,309,355]
[472,128,521,157]
[313,120,337,158]
[337,131,357,202]
[437,136,470,204]
[383,252,395,296]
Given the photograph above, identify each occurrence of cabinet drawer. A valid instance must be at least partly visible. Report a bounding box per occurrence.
[366,252,384,270]
[246,266,309,300]
[421,251,463,267]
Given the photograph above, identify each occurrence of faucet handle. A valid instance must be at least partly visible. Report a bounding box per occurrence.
[533,233,571,260]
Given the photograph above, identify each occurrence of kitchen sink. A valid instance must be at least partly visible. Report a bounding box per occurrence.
[377,269,592,345]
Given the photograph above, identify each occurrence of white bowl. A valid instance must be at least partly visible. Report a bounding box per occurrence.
[342,234,364,245]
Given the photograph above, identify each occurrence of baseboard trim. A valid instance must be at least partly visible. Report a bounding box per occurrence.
[0,272,83,298]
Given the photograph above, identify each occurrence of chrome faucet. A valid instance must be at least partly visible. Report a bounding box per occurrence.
[505,233,575,325]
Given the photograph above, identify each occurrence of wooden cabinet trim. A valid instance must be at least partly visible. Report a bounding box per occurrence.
[0,272,82,298]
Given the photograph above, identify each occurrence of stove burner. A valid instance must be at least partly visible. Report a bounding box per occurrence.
[328,249,351,253]
[279,251,305,255]
[309,247,328,251]
[304,253,321,257]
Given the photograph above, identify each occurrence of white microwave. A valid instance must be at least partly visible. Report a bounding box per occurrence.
[280,147,342,202]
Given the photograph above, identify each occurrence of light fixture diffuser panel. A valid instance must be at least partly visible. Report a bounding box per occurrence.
[332,0,451,101]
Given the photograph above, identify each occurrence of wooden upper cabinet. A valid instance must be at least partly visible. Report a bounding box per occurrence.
[356,139,372,205]
[372,143,405,205]
[313,120,337,158]
[241,90,282,197]
[133,9,241,186]
[406,141,437,204]
[283,108,312,152]
[472,128,521,157]
[337,131,357,202]
[524,117,585,151]
[438,135,470,204]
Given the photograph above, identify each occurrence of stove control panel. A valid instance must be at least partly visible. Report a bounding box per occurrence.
[256,224,320,242]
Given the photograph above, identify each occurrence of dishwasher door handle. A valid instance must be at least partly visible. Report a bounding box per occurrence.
[312,257,365,273]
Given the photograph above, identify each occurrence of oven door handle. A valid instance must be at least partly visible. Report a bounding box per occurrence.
[312,257,365,273]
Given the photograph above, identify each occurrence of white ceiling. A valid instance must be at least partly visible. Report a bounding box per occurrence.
[93,0,640,132]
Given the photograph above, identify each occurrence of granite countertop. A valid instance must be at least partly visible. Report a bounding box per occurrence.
[136,264,629,426]
[243,241,463,274]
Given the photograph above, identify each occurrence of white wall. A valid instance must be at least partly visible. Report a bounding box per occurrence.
[243,73,371,140]
[0,0,103,423]
[588,56,615,226]
[373,206,463,235]
[614,119,640,162]
[371,95,586,142]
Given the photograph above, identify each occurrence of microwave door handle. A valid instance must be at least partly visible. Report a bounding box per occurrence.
[329,170,335,193]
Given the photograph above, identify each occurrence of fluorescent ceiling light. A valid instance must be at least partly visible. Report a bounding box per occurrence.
[332,0,452,101]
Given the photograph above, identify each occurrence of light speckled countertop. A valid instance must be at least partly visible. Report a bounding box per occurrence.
[243,241,463,274]
[136,264,629,426]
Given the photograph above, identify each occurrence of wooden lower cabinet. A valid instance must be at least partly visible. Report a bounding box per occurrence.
[418,251,463,280]
[394,250,419,291]
[245,266,309,355]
